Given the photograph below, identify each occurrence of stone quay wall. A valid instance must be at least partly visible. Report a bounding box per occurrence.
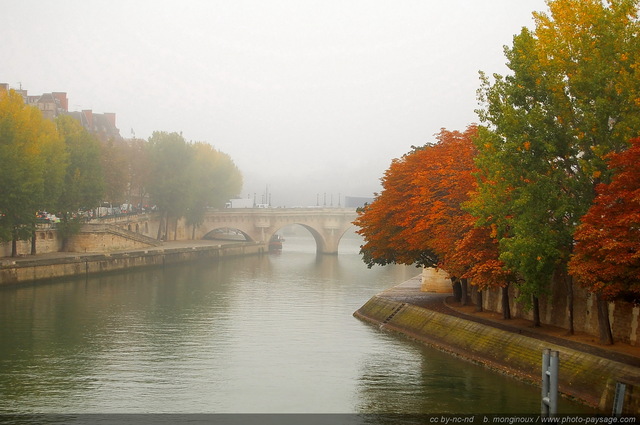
[355,294,640,414]
[0,222,161,257]
[0,242,265,286]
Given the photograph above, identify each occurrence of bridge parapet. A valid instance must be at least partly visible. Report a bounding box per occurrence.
[253,216,272,229]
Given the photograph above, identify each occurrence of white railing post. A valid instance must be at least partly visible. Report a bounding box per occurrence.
[542,348,559,416]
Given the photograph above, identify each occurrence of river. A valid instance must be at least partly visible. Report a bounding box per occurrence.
[0,231,593,416]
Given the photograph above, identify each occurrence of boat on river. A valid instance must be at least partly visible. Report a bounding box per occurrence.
[269,234,284,251]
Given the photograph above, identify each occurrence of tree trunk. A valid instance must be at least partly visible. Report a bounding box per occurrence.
[156,212,165,240]
[60,214,70,252]
[502,284,511,320]
[139,189,145,213]
[460,278,468,306]
[596,294,614,345]
[475,287,483,312]
[191,224,196,240]
[173,217,178,241]
[31,228,37,255]
[11,237,18,257]
[452,278,462,302]
[532,295,541,327]
[566,274,575,336]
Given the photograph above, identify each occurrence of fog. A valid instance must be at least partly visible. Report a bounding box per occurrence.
[3,0,548,207]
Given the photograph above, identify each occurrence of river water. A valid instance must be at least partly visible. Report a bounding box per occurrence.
[0,232,593,416]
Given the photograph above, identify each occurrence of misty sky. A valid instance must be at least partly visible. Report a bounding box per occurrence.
[3,0,548,207]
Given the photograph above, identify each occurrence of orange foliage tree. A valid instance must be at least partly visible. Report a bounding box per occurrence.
[450,224,517,317]
[407,127,478,276]
[569,138,640,342]
[354,142,440,269]
[355,126,513,309]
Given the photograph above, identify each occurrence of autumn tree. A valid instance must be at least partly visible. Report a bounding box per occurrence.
[356,126,515,312]
[406,126,516,310]
[0,89,66,256]
[409,128,478,268]
[451,224,517,318]
[404,127,480,305]
[568,138,640,344]
[354,143,440,269]
[473,0,640,328]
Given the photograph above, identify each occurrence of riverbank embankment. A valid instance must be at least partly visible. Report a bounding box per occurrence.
[354,276,640,414]
[0,240,266,286]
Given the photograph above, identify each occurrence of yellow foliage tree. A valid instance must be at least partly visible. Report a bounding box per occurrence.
[0,89,66,255]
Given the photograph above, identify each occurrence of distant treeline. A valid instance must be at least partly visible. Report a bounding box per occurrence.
[0,89,242,254]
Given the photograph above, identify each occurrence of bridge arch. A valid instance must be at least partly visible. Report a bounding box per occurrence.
[272,223,357,254]
[202,227,254,242]
[288,224,326,252]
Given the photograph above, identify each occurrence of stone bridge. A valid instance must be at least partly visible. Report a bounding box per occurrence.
[100,208,360,255]
[195,208,359,254]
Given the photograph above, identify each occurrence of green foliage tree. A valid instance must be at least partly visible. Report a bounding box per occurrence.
[473,0,640,330]
[55,115,105,251]
[147,131,194,240]
[100,138,129,205]
[184,142,242,238]
[125,138,152,209]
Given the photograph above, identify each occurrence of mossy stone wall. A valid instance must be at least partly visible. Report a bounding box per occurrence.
[355,295,640,414]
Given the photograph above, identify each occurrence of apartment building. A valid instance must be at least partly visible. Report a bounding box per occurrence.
[0,82,121,142]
